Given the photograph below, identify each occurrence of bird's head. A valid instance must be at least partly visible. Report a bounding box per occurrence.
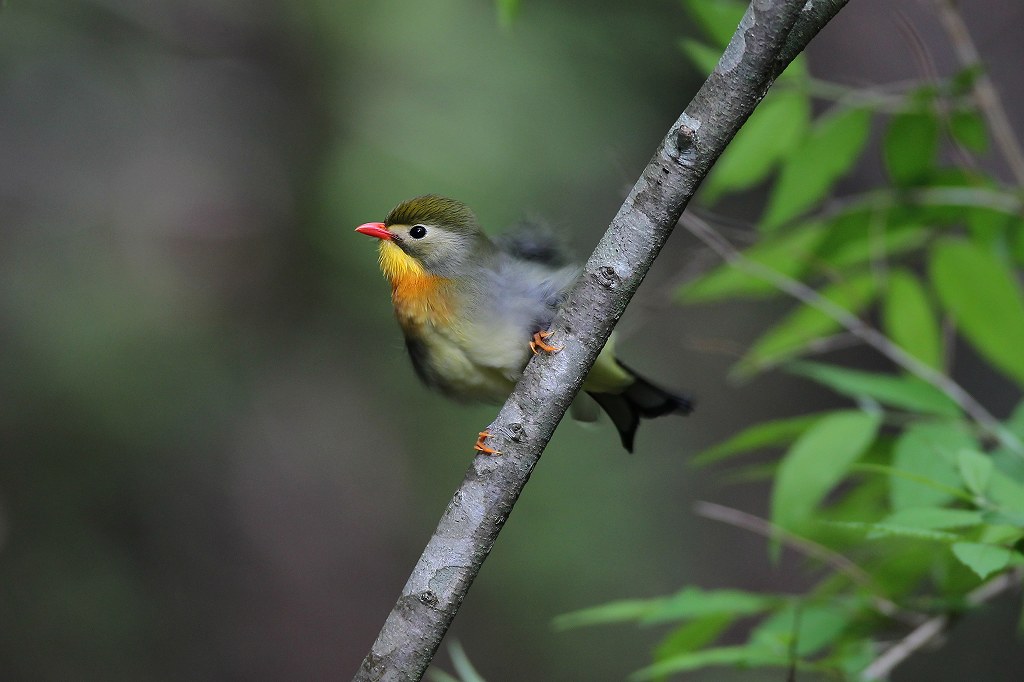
[356,195,491,282]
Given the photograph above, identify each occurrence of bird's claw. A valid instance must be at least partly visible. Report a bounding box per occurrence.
[530,330,562,355]
[474,431,502,456]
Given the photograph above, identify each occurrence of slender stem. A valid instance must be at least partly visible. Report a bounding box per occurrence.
[934,0,1024,186]
[860,568,1022,680]
[751,185,1022,240]
[812,186,1022,229]
[694,501,908,620]
[799,78,913,111]
[681,213,1023,455]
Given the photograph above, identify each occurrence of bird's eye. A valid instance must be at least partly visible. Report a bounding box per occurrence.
[409,225,427,239]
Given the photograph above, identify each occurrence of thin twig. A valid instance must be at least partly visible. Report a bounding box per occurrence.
[860,568,1022,680]
[798,79,914,112]
[782,185,1023,234]
[894,10,940,88]
[681,213,1024,456]
[694,501,907,620]
[748,185,1022,243]
[894,7,978,170]
[934,0,1024,186]
[908,186,1023,213]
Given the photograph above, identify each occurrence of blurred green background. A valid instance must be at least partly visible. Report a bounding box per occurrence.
[2,0,1023,680]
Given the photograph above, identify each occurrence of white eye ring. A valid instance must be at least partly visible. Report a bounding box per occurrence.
[409,224,427,239]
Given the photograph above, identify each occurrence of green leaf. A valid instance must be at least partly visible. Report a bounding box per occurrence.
[818,224,929,271]
[950,109,988,152]
[992,401,1024,482]
[449,641,487,682]
[1004,400,1024,441]
[678,39,721,75]
[884,111,939,186]
[643,587,777,624]
[979,524,1024,546]
[829,520,960,542]
[495,0,519,27]
[655,614,734,660]
[882,507,984,530]
[854,462,974,504]
[930,239,1024,387]
[890,422,977,510]
[736,272,878,375]
[762,107,872,230]
[751,602,852,658]
[883,269,944,370]
[677,223,827,302]
[691,413,825,466]
[788,361,960,417]
[864,524,960,542]
[703,90,811,202]
[965,205,1016,247]
[553,598,661,630]
[958,449,994,498]
[989,469,1024,515]
[982,509,1024,528]
[835,640,877,679]
[950,65,985,95]
[952,542,1016,579]
[1012,220,1024,266]
[772,411,881,531]
[682,0,747,47]
[631,645,789,681]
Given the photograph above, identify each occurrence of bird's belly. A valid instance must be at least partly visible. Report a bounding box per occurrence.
[402,320,520,404]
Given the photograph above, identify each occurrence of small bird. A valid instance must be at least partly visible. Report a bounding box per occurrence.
[355,195,693,453]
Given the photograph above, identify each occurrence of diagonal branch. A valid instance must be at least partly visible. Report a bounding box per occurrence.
[353,2,852,680]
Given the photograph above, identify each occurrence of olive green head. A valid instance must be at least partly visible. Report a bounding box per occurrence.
[380,195,492,276]
[385,195,480,234]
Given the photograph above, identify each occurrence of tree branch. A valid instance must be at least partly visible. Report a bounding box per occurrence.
[353,2,851,680]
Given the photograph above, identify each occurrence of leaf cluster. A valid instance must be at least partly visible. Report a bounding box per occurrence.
[559,1,1024,678]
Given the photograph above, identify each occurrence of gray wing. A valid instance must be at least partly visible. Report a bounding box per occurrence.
[489,254,579,335]
[461,252,579,379]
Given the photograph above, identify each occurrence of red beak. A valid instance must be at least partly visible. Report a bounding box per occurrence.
[355,222,393,240]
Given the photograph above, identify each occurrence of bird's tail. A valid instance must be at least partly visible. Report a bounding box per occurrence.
[586,361,693,453]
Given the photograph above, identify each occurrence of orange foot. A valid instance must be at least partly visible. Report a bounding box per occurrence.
[530,330,562,355]
[474,431,502,456]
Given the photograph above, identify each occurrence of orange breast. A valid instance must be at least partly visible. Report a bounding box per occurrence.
[391,272,453,327]
[377,241,454,327]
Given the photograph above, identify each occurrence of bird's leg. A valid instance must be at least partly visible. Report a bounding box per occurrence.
[530,330,562,354]
[474,431,501,456]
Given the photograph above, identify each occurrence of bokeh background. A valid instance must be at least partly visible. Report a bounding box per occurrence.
[2,0,1023,680]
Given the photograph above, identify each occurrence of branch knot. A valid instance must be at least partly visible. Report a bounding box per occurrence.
[670,115,700,166]
[503,422,526,442]
[593,266,621,289]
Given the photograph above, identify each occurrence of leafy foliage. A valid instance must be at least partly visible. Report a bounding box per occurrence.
[559,1,1024,678]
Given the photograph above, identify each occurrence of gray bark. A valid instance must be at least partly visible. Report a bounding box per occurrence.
[354,1,852,680]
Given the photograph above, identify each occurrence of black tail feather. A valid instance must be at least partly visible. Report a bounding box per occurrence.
[587,361,693,453]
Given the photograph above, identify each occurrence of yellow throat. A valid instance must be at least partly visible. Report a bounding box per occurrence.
[377,241,453,325]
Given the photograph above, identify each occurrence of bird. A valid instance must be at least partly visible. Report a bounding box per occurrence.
[355,195,693,453]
